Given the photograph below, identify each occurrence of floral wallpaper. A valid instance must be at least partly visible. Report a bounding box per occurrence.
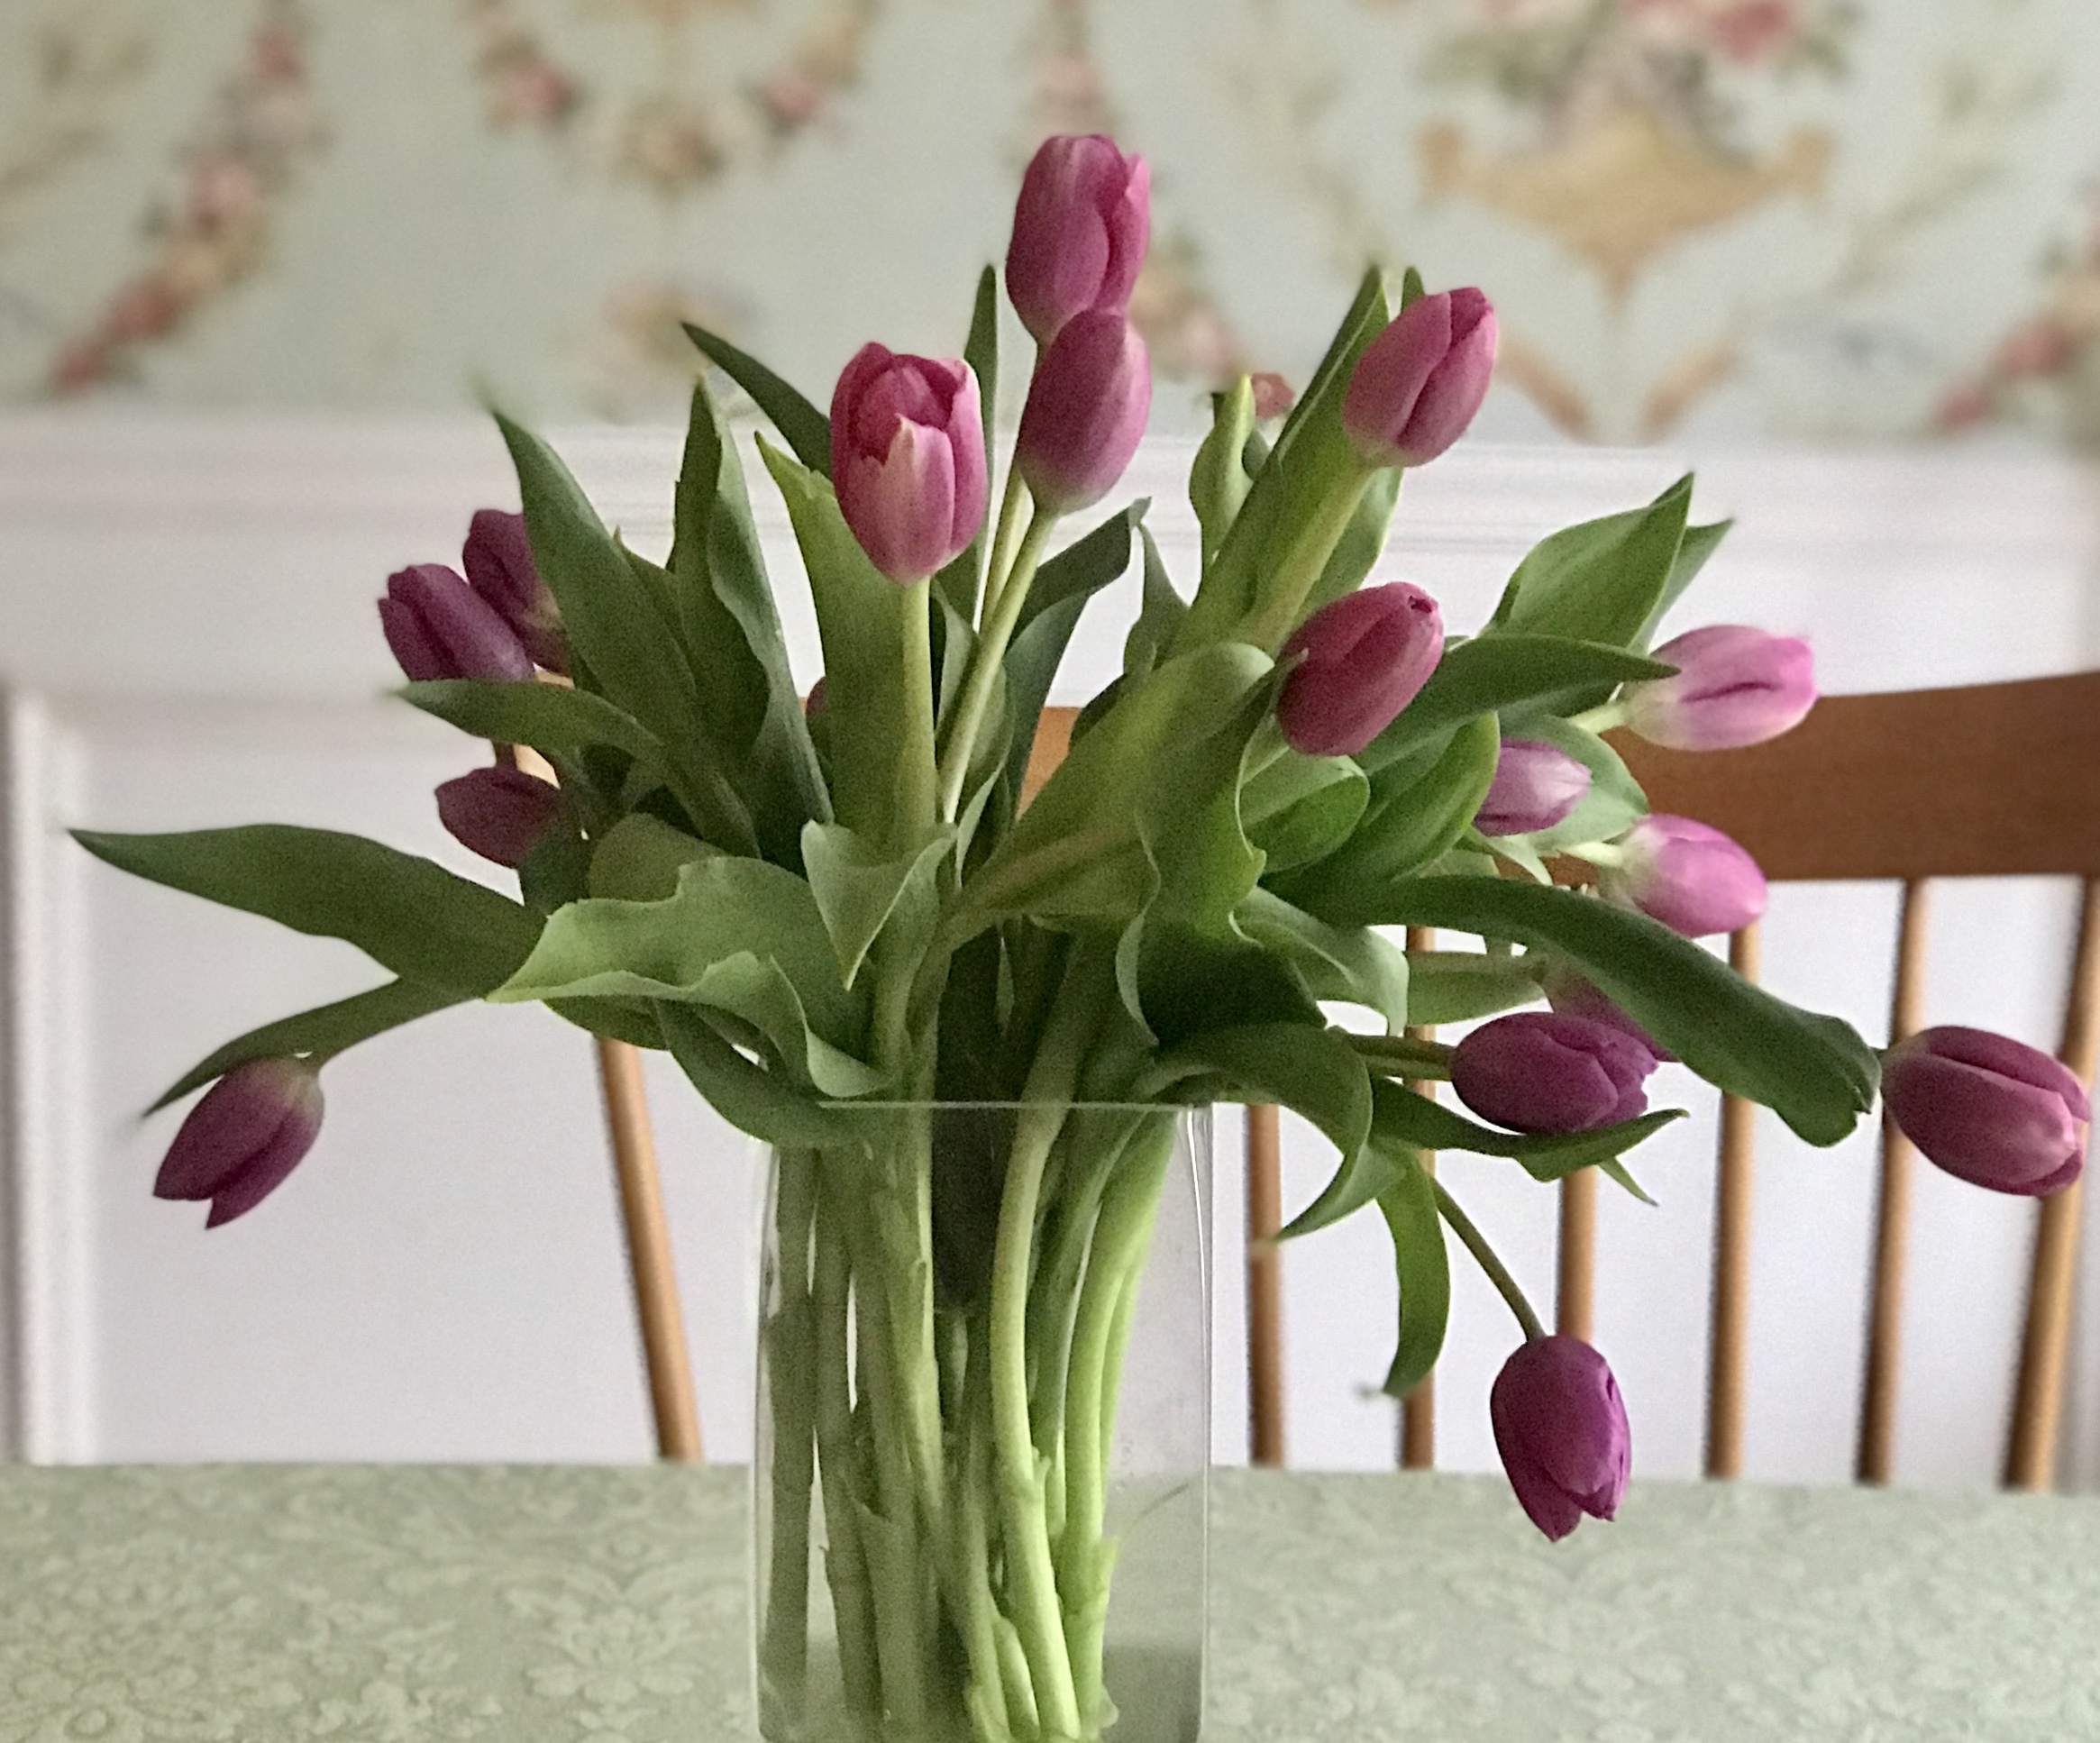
[3,0,2097,443]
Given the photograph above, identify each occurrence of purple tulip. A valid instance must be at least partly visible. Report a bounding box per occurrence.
[1883,1026,2089,1196]
[1005,133,1150,345]
[1623,625,1815,751]
[830,344,989,583]
[1599,815,1767,938]
[155,1057,324,1228]
[1451,1012,1657,1133]
[379,563,535,684]
[1541,965,1672,1063]
[1341,288,1499,469]
[461,508,567,674]
[1276,583,1445,758]
[436,764,565,868]
[1475,738,1592,836]
[1015,309,1151,513]
[1491,1336,1631,1542]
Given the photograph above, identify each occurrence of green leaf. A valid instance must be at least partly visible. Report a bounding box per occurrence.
[1402,949,1543,1026]
[1237,887,1409,1031]
[1119,920,1324,1050]
[657,1005,856,1148]
[1379,1152,1450,1397]
[1371,1077,1685,1178]
[75,826,542,998]
[1490,475,1694,652]
[1240,751,1369,874]
[681,321,832,475]
[932,266,1000,625]
[1190,377,1256,570]
[1337,877,1880,1145]
[587,814,719,902]
[800,822,952,990]
[401,680,663,763]
[1122,525,1188,685]
[1144,1021,1373,1162]
[149,978,463,1112]
[1639,517,1731,650]
[548,997,668,1051]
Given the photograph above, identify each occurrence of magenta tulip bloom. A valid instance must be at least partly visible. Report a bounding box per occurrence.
[1342,287,1498,469]
[379,563,535,684]
[1005,133,1150,345]
[436,764,565,868]
[1451,1012,1657,1133]
[1015,309,1151,513]
[1600,815,1767,937]
[1276,583,1444,758]
[462,508,567,673]
[1623,625,1815,751]
[1491,1336,1631,1542]
[1475,738,1592,836]
[1542,965,1672,1063]
[155,1057,324,1228]
[830,344,989,583]
[1883,1026,2089,1196]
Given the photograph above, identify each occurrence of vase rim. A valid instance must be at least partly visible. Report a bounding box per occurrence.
[814,1099,1202,1114]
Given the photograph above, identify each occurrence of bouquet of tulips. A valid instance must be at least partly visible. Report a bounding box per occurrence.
[86,134,2088,1743]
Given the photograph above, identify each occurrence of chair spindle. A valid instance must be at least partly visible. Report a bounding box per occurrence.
[1705,922,1761,1479]
[1246,1102,1287,1467]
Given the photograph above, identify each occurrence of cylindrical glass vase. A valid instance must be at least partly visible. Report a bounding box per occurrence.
[753,1102,1210,1743]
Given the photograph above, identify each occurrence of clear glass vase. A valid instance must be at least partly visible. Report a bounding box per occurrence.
[753,1103,1210,1743]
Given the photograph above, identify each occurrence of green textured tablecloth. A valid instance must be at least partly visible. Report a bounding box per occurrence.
[3,1464,2096,1740]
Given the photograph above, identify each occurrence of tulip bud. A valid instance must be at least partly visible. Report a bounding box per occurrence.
[1451,1012,1657,1133]
[435,764,565,868]
[461,508,568,674]
[1249,371,1296,419]
[1341,287,1498,469]
[1598,815,1767,938]
[1490,1336,1631,1542]
[1622,625,1815,751]
[1541,964,1672,1063]
[379,563,536,684]
[1475,738,1592,836]
[155,1056,324,1228]
[829,344,989,583]
[1883,1026,2089,1196]
[1275,583,1444,758]
[1005,133,1150,345]
[1015,310,1151,513]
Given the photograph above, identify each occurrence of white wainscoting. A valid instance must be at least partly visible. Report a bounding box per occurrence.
[3,415,2098,1486]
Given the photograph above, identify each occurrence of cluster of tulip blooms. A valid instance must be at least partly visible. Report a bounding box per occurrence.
[93,128,2091,1743]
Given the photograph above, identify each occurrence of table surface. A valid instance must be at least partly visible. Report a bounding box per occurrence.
[3,1463,2096,1741]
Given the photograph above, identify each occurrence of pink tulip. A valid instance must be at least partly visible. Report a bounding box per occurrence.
[1883,1026,2088,1196]
[1276,583,1445,758]
[1600,815,1767,938]
[1341,288,1498,468]
[461,509,567,673]
[1623,625,1815,751]
[1015,309,1151,513]
[1005,134,1150,345]
[1541,965,1672,1063]
[1491,1336,1630,1542]
[1451,1012,1657,1133]
[155,1057,324,1228]
[379,563,535,684]
[436,764,565,868]
[1475,738,1592,836]
[829,344,989,583]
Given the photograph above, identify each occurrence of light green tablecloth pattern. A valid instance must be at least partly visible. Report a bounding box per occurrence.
[2,1464,2095,1741]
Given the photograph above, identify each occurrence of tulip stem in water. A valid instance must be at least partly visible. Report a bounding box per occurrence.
[937,504,1057,825]
[1434,1179,1546,1341]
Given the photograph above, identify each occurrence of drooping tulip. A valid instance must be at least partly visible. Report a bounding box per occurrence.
[461,508,567,673]
[1882,1026,2089,1196]
[379,563,535,683]
[1005,133,1150,345]
[1015,309,1151,513]
[1598,815,1767,938]
[1341,287,1498,469]
[1475,739,1592,836]
[436,764,565,868]
[1275,583,1444,758]
[1622,625,1815,751]
[1491,1336,1631,1542]
[829,344,989,583]
[155,1057,324,1228]
[1451,1012,1657,1134]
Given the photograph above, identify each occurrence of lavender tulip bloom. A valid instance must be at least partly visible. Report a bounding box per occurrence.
[379,562,535,684]
[436,764,565,868]
[155,1057,324,1228]
[1883,1026,2089,1196]
[1451,1012,1657,1134]
[1599,815,1767,938]
[1623,625,1815,751]
[830,344,988,583]
[1015,309,1151,513]
[1342,288,1498,469]
[1491,1336,1631,1542]
[461,508,567,673]
[1275,583,1445,758]
[1475,739,1592,835]
[1005,133,1150,345]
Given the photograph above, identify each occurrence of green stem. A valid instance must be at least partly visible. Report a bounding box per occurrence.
[811,1170,883,1728]
[937,505,1059,825]
[1434,1179,1546,1341]
[1350,1033,1457,1078]
[899,575,941,846]
[1236,467,1375,652]
[1571,698,1630,736]
[759,1150,819,1736]
[979,461,1030,629]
